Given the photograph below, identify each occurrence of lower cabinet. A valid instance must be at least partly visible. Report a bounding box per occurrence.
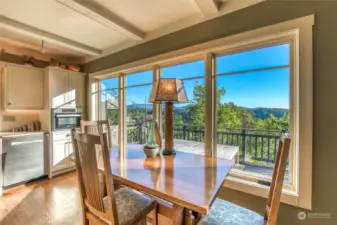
[50,131,75,177]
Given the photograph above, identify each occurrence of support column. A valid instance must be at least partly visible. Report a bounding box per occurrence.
[204,53,216,157]
[118,73,126,154]
[153,66,162,136]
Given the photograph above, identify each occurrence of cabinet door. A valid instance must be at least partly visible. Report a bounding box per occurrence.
[67,139,76,167]
[52,139,68,171]
[5,65,44,109]
[49,69,69,108]
[68,72,86,108]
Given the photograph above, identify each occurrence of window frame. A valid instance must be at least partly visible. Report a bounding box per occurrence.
[89,15,314,210]
[213,40,295,189]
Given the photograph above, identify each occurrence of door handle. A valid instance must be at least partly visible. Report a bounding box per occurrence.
[2,152,6,171]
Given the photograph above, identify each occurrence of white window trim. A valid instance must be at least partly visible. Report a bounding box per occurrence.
[89,15,314,210]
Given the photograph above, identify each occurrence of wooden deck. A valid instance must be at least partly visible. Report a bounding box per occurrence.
[171,139,239,160]
[170,139,286,180]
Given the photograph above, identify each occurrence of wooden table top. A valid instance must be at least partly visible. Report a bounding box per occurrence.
[99,144,235,214]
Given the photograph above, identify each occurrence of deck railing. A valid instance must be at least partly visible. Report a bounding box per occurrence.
[126,122,285,166]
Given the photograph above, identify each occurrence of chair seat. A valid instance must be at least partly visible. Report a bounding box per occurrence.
[103,187,155,225]
[198,199,265,225]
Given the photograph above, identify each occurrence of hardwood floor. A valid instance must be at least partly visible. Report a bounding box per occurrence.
[0,172,82,225]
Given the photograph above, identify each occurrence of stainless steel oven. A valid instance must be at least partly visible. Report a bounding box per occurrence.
[52,108,83,131]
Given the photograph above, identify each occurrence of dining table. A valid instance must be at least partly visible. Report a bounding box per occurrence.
[98,144,236,225]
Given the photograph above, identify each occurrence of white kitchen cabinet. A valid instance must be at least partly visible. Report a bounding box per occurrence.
[52,139,69,171]
[4,65,44,110]
[50,131,75,177]
[68,71,86,108]
[48,68,86,109]
[49,69,68,109]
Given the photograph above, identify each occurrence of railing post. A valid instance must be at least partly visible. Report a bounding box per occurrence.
[138,124,142,144]
[241,129,246,163]
[183,125,186,140]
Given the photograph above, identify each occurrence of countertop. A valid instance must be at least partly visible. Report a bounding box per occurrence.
[0,132,46,138]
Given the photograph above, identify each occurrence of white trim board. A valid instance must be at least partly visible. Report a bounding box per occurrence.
[90,15,314,79]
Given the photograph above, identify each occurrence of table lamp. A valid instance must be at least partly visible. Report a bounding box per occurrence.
[149,78,188,155]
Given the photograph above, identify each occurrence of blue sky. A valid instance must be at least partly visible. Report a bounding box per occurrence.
[101,44,290,109]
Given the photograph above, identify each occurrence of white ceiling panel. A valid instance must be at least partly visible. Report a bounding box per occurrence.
[0,0,128,50]
[0,0,264,63]
[92,0,201,32]
[0,27,87,62]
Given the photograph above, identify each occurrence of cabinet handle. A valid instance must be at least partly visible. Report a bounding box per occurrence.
[8,102,11,106]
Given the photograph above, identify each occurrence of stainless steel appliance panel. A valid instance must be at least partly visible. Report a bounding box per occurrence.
[2,134,45,188]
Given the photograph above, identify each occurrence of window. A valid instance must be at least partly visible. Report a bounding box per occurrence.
[125,70,153,145]
[100,77,119,147]
[90,15,314,209]
[215,44,291,183]
[160,60,205,155]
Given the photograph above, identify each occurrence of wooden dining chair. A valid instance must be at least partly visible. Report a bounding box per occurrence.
[81,120,120,192]
[71,129,158,225]
[81,120,112,148]
[198,135,291,225]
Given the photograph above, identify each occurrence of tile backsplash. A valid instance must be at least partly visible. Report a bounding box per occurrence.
[0,113,40,131]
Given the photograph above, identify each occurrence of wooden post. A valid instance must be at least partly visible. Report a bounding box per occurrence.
[242,129,246,163]
[163,102,175,155]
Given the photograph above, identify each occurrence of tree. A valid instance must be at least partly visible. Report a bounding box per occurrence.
[184,81,227,129]
[173,115,184,127]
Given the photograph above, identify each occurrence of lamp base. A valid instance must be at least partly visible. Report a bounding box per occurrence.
[163,149,176,155]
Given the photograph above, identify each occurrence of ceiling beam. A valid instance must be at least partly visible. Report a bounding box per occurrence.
[56,0,145,41]
[0,15,101,56]
[195,0,221,17]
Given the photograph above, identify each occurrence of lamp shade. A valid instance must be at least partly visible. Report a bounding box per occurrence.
[149,78,188,103]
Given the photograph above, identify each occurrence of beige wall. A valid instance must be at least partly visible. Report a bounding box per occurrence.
[84,1,337,224]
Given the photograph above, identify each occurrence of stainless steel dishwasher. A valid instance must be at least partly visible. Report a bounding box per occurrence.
[1,133,47,188]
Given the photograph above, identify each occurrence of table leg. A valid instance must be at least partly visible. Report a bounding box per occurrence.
[184,209,201,225]
[172,205,184,225]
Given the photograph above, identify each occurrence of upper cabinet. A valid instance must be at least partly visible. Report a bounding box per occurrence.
[68,71,86,108]
[48,68,86,109]
[4,65,44,110]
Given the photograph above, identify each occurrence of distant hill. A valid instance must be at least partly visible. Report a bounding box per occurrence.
[126,104,288,120]
[127,103,185,110]
[127,103,153,110]
[246,107,289,119]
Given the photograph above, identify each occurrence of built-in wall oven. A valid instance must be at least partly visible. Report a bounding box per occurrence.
[51,108,83,131]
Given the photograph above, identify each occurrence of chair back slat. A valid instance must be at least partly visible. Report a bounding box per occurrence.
[72,131,105,213]
[97,120,112,148]
[81,120,99,135]
[264,135,291,225]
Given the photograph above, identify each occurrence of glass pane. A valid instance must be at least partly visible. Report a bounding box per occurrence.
[161,78,205,155]
[126,70,153,86]
[216,68,290,182]
[101,77,118,90]
[100,89,119,147]
[126,85,153,145]
[162,60,205,79]
[216,44,290,74]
